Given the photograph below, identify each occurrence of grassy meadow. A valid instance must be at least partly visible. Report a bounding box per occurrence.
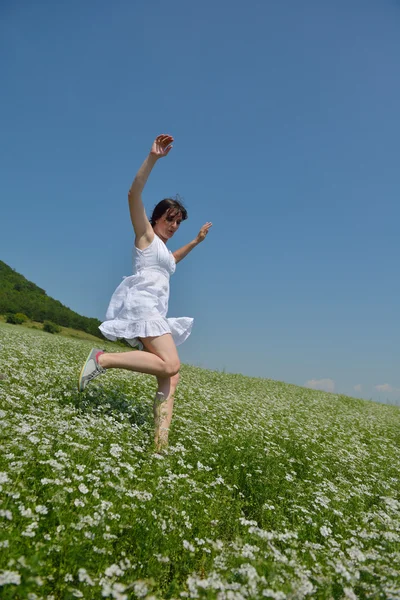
[0,322,400,599]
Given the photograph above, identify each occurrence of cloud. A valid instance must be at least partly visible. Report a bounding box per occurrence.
[354,384,362,392]
[305,378,335,393]
[375,383,400,393]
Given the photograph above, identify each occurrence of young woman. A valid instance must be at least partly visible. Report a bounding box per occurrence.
[78,134,212,451]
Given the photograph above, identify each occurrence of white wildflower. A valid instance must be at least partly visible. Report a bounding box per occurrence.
[78,568,95,586]
[241,543,260,559]
[348,546,366,562]
[27,435,40,444]
[210,539,224,550]
[21,522,38,537]
[19,423,32,433]
[126,490,152,501]
[382,496,400,511]
[334,561,352,582]
[154,554,170,563]
[319,525,332,538]
[197,461,212,471]
[239,517,258,527]
[35,505,48,515]
[183,540,195,552]
[101,581,127,599]
[153,453,165,460]
[74,498,85,508]
[262,589,286,599]
[133,581,149,598]
[0,510,12,520]
[21,530,35,538]
[78,483,89,495]
[383,531,400,542]
[54,450,68,459]
[0,570,21,585]
[110,444,123,458]
[315,494,331,508]
[104,564,124,577]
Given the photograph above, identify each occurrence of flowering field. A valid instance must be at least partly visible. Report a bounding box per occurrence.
[0,323,400,599]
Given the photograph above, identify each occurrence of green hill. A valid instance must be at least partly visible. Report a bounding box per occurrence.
[0,260,103,339]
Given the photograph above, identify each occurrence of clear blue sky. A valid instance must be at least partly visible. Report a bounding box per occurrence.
[1,0,399,404]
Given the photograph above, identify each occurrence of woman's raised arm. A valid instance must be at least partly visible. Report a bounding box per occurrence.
[128,134,174,242]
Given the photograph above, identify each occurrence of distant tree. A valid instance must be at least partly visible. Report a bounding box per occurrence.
[15,313,28,322]
[43,321,61,334]
[6,313,25,324]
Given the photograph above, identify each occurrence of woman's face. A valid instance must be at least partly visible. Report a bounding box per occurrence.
[154,210,182,242]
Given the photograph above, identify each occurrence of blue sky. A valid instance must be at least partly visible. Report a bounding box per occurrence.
[1,0,399,404]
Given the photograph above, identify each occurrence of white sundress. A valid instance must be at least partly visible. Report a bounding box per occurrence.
[99,234,193,349]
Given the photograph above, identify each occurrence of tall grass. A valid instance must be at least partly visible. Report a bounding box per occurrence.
[0,323,399,599]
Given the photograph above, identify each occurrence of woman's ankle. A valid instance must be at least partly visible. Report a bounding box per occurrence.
[97,352,107,368]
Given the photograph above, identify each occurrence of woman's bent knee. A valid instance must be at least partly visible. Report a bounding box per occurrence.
[164,360,180,377]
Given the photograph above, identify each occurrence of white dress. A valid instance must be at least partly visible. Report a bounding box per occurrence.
[99,234,193,349]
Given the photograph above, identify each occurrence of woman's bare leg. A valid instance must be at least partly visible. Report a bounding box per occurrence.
[129,335,180,451]
[154,373,180,451]
[98,334,180,450]
[98,334,180,378]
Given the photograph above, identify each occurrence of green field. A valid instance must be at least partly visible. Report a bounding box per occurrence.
[0,315,116,345]
[0,322,399,599]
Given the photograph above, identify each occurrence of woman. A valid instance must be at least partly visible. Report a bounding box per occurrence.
[78,134,212,451]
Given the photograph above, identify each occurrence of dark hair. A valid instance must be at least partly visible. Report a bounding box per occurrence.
[149,195,188,227]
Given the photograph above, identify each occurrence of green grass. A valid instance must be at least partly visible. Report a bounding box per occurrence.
[0,322,399,599]
[0,315,127,346]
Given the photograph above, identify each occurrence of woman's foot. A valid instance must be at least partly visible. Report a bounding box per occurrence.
[155,427,169,452]
[78,349,106,391]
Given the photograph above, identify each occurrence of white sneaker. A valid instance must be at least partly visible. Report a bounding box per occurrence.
[78,348,106,392]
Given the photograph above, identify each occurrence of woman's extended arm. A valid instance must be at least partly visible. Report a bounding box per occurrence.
[128,134,173,242]
[173,222,212,264]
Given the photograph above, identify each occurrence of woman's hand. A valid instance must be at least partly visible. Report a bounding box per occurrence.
[150,134,174,159]
[196,222,213,244]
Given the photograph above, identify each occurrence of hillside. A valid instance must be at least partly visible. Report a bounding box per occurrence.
[0,322,399,598]
[0,260,102,339]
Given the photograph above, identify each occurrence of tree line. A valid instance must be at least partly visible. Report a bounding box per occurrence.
[0,260,103,339]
